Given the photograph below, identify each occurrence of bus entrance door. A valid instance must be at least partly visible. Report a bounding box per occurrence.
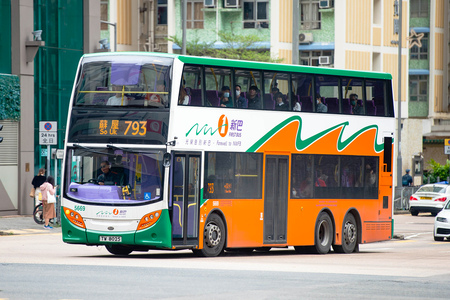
[263,155,289,244]
[171,153,201,247]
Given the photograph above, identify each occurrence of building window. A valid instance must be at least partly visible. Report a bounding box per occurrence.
[410,33,428,60]
[410,0,429,18]
[243,0,269,29]
[157,0,167,25]
[301,0,321,30]
[300,50,333,66]
[187,0,204,29]
[100,1,109,30]
[409,75,428,102]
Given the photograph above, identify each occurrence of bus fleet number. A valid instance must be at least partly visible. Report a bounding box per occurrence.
[74,205,85,212]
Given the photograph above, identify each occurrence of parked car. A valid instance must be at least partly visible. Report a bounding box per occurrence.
[409,183,450,216]
[434,201,450,241]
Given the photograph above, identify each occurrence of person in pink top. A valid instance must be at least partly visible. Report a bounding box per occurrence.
[40,176,56,229]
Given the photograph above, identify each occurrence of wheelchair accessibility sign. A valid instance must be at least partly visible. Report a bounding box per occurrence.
[144,192,151,200]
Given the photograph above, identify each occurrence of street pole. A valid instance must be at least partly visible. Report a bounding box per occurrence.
[182,0,187,55]
[292,0,299,65]
[396,1,402,188]
[100,20,117,52]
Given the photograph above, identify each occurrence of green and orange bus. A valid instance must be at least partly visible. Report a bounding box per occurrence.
[61,52,394,256]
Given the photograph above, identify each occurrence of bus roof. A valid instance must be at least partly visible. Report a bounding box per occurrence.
[82,52,392,80]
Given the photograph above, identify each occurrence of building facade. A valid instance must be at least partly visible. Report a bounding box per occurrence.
[0,0,101,216]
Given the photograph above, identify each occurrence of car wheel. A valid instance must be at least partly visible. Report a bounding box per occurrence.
[434,235,444,241]
[410,209,419,216]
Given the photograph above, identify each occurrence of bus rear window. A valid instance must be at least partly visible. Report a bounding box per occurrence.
[65,147,164,205]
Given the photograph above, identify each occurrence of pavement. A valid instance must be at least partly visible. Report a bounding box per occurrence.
[0,210,411,236]
[0,215,61,235]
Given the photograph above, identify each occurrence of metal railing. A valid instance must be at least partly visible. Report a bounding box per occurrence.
[394,186,420,211]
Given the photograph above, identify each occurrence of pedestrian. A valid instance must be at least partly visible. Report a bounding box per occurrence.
[39,176,56,229]
[31,168,46,206]
[402,169,413,187]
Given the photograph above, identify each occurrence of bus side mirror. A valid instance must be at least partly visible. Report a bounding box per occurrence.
[163,152,171,167]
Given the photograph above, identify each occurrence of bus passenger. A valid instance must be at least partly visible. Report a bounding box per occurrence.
[107,85,129,106]
[247,85,260,109]
[235,85,247,108]
[98,161,119,185]
[178,86,189,105]
[350,94,363,115]
[220,86,233,108]
[145,80,167,107]
[274,92,288,111]
[293,100,301,111]
[316,93,327,113]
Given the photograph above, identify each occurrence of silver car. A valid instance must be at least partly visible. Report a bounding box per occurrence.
[409,183,450,216]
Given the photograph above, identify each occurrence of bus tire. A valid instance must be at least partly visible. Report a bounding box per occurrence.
[105,244,133,256]
[334,213,358,253]
[314,212,333,254]
[199,213,226,257]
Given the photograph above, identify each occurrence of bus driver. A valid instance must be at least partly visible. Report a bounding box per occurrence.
[98,161,120,185]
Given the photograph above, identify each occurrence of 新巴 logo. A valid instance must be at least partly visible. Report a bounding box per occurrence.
[218,114,228,137]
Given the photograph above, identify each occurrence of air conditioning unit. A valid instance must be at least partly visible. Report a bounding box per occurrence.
[204,0,215,7]
[299,33,313,44]
[319,0,334,9]
[319,56,331,65]
[224,0,239,8]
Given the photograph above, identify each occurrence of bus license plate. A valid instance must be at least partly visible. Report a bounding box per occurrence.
[100,236,122,242]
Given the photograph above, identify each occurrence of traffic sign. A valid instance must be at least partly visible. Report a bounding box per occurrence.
[39,131,57,145]
[445,139,450,154]
[39,121,57,132]
[39,121,57,145]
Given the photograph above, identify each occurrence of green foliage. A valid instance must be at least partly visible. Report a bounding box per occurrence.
[167,31,281,63]
[423,159,450,183]
[0,74,20,121]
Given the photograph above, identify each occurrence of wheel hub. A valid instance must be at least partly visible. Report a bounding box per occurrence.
[205,223,221,247]
[343,222,356,244]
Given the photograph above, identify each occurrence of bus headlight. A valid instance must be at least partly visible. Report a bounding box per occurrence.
[137,210,162,231]
[63,207,86,229]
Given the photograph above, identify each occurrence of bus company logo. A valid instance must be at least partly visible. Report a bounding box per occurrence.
[185,114,243,139]
[113,209,119,215]
[218,114,228,137]
[96,210,112,217]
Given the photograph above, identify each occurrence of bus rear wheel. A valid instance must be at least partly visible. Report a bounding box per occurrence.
[334,213,358,253]
[197,214,226,257]
[105,244,133,256]
[314,212,333,254]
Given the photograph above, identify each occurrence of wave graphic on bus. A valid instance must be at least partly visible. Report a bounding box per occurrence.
[247,116,388,153]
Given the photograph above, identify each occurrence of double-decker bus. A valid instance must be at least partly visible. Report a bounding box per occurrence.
[61,52,394,256]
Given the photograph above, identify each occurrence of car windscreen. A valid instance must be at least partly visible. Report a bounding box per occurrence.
[64,147,164,205]
[417,185,448,193]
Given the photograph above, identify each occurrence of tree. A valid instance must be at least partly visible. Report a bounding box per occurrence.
[167,31,281,63]
[423,159,450,183]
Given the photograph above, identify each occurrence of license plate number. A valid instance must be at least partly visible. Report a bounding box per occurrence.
[99,236,122,242]
[420,197,432,200]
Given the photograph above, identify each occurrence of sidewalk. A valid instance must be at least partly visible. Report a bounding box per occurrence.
[0,215,61,235]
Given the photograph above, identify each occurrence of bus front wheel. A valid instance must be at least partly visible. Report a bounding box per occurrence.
[314,212,333,254]
[334,213,358,253]
[196,214,226,257]
[105,244,133,256]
